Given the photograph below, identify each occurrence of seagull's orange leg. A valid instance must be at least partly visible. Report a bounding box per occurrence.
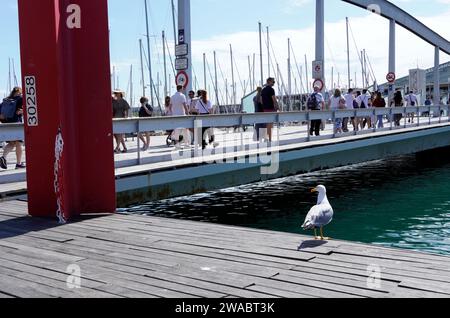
[320,227,330,241]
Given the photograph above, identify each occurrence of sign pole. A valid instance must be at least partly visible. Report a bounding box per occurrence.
[178,0,192,94]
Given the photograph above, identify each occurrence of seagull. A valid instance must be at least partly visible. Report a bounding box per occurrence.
[302,185,334,240]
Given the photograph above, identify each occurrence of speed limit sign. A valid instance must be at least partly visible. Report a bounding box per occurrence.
[175,71,189,89]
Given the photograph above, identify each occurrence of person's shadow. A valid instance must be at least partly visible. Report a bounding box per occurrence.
[297,239,329,251]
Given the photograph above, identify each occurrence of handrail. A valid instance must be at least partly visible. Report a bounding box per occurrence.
[1,105,449,142]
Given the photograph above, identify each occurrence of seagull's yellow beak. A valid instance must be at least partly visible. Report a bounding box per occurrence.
[311,188,318,193]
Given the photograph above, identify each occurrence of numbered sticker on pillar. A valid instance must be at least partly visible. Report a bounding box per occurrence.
[24,76,39,127]
[66,4,81,29]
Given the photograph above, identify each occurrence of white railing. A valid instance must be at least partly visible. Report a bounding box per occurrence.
[1,105,449,167]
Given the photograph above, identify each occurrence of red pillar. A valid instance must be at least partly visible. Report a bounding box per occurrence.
[18,0,116,221]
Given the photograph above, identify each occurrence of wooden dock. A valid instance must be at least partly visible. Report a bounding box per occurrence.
[1,199,450,298]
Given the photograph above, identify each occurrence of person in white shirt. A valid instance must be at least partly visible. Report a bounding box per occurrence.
[328,89,346,134]
[344,88,355,132]
[405,91,418,123]
[170,85,190,147]
[195,90,217,149]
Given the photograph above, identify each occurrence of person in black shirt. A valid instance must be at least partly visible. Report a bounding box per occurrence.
[0,87,25,170]
[260,78,279,142]
[253,86,266,141]
[138,97,153,151]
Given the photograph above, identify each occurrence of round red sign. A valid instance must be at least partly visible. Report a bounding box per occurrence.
[175,71,189,89]
[312,79,324,91]
[386,72,396,83]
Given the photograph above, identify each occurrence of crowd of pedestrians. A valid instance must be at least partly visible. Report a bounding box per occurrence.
[111,80,445,155]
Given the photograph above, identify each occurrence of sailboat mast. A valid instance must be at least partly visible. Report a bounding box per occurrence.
[259,22,263,86]
[267,26,270,77]
[214,51,219,106]
[288,38,292,109]
[230,44,236,106]
[8,58,12,93]
[305,55,309,93]
[171,0,177,46]
[203,53,207,89]
[139,39,146,97]
[162,31,168,99]
[130,65,134,107]
[144,0,154,106]
[346,17,351,89]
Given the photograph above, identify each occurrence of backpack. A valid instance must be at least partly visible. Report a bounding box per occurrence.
[307,93,320,110]
[360,96,367,108]
[0,98,18,121]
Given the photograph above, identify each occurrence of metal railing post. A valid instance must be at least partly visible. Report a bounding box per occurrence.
[307,111,311,142]
[137,119,142,165]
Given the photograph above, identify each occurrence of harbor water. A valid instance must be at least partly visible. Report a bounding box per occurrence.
[122,147,450,256]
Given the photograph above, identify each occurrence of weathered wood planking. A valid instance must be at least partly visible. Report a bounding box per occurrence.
[0,200,450,298]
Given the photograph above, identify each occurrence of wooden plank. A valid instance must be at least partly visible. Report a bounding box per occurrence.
[245,284,314,298]
[272,274,389,298]
[252,279,362,298]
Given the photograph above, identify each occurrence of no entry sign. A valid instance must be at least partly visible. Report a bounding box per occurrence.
[386,72,396,83]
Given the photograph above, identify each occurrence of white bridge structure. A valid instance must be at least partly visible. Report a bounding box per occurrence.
[1,106,450,205]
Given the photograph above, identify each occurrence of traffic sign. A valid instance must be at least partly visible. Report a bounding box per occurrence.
[312,79,324,91]
[312,60,324,80]
[175,43,188,57]
[176,71,189,89]
[175,57,189,71]
[386,72,396,83]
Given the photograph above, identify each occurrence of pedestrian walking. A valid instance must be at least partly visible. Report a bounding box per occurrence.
[112,90,130,154]
[261,78,280,143]
[138,97,153,151]
[307,84,325,136]
[0,87,25,170]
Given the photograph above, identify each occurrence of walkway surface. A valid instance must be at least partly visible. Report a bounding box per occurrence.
[1,200,450,298]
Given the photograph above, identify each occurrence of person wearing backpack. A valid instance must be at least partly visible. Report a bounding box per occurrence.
[0,87,25,170]
[307,84,325,136]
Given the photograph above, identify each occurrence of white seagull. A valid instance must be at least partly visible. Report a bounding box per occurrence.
[302,185,334,240]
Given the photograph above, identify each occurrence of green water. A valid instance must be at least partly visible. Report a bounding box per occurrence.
[123,148,450,256]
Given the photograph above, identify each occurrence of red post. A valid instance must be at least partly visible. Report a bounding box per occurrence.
[18,0,116,221]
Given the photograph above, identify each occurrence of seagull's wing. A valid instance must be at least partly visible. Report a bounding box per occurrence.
[302,204,334,230]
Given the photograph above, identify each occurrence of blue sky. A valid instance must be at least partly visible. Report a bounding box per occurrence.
[1,0,449,102]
